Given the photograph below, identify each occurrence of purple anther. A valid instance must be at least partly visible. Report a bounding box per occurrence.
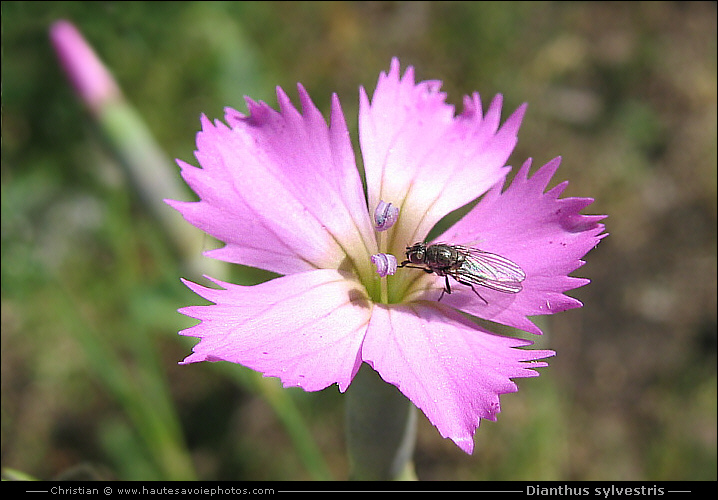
[374,200,399,231]
[371,253,398,277]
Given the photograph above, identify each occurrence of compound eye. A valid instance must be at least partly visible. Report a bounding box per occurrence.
[410,250,424,264]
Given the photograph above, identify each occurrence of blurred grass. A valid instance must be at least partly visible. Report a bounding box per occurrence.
[2,1,715,481]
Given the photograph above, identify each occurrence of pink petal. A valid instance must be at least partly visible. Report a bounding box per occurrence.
[359,57,525,249]
[166,86,376,277]
[434,157,607,334]
[362,303,554,454]
[179,270,372,392]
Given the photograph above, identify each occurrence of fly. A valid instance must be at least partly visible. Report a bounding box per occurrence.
[397,242,525,304]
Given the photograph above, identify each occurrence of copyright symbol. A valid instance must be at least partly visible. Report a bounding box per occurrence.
[104,487,112,495]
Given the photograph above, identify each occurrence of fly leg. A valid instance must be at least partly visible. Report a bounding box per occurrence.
[445,271,489,305]
[397,263,440,300]
[457,279,488,305]
[397,262,431,270]
[438,275,452,302]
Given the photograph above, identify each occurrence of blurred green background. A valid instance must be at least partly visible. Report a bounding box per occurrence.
[2,1,715,481]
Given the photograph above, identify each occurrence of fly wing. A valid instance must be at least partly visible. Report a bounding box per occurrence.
[454,246,526,293]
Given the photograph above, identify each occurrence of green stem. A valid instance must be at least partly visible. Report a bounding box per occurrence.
[345,363,418,480]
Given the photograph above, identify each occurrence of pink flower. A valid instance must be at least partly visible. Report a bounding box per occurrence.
[167,58,606,454]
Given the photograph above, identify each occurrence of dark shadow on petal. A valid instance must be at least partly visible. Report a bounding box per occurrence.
[348,288,372,309]
[337,255,356,274]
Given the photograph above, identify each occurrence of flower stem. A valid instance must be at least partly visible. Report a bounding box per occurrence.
[50,19,217,279]
[345,363,417,480]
